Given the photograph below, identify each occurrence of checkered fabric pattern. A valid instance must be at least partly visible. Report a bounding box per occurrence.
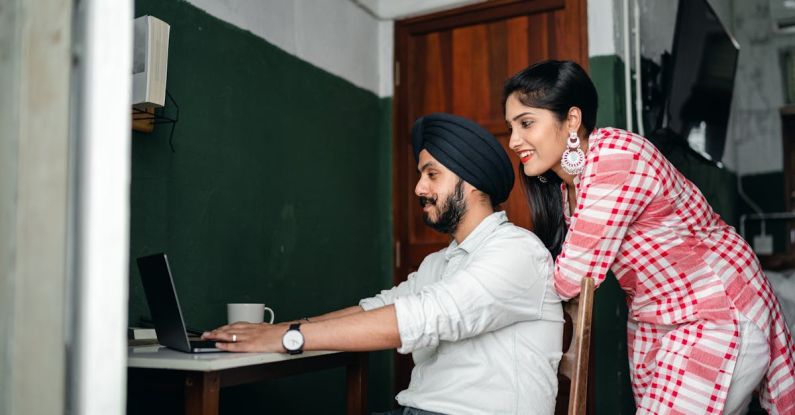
[554,128,795,414]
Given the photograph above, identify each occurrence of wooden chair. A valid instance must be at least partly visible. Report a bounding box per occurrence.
[555,277,595,415]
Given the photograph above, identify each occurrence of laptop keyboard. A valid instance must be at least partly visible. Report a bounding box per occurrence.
[189,339,217,348]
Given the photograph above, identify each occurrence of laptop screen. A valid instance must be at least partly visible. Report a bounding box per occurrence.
[136,253,193,352]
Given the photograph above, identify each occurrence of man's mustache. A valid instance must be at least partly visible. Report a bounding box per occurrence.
[419,196,437,208]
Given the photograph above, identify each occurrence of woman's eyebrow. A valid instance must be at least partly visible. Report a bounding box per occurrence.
[511,111,534,122]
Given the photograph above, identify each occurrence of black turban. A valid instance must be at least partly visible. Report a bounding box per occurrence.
[412,113,515,204]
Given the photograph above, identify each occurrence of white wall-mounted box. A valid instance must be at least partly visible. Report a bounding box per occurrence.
[132,15,170,109]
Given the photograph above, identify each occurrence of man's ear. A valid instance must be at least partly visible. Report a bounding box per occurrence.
[462,181,478,195]
[468,187,492,206]
[479,191,492,206]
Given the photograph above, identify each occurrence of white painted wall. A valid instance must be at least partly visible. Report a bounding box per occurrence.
[185,0,392,96]
[355,0,484,20]
[377,20,394,98]
[588,0,618,57]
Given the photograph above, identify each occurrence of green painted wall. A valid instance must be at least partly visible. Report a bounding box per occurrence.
[129,0,393,413]
[590,55,628,131]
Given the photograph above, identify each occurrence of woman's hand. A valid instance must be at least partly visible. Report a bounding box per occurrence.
[201,322,287,353]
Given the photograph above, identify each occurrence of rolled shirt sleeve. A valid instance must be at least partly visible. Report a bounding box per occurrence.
[394,235,552,354]
[359,254,446,311]
[359,271,420,311]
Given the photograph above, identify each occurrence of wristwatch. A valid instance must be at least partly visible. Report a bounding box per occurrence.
[282,323,304,355]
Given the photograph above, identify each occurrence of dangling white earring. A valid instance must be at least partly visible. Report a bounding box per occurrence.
[560,131,585,175]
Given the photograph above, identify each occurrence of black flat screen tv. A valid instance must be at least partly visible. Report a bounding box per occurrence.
[664,0,739,163]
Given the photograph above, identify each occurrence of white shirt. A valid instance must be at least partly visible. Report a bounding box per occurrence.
[360,211,563,415]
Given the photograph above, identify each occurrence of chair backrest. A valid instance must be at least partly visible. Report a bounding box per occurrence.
[557,277,595,415]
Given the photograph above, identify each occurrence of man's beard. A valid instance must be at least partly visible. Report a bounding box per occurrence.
[419,179,467,235]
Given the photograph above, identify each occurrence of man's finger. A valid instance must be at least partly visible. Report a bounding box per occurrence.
[216,340,258,353]
[202,330,235,342]
[215,341,233,351]
[201,330,226,340]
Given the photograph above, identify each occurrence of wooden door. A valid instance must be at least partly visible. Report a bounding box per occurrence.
[392,0,588,396]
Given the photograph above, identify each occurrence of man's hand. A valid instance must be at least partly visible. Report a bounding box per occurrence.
[201,322,286,353]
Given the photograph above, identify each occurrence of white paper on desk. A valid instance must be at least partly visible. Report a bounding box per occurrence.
[131,345,164,354]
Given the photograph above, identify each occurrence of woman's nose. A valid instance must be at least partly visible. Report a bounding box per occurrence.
[508,130,521,151]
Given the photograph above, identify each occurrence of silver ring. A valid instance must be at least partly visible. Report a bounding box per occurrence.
[232,334,237,343]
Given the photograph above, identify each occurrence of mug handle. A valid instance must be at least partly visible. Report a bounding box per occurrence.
[263,307,275,324]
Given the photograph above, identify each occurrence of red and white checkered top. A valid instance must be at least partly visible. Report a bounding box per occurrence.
[554,127,795,414]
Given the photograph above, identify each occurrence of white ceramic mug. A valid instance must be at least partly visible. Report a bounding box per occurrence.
[227,303,275,324]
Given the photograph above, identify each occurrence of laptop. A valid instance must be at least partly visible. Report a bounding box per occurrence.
[136,253,222,353]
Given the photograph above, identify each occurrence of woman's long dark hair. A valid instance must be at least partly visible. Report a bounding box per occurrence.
[504,60,599,258]
[520,170,566,258]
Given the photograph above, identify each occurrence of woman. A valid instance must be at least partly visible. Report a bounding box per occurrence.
[504,60,795,414]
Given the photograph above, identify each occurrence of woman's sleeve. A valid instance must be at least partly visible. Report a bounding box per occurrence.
[554,147,660,300]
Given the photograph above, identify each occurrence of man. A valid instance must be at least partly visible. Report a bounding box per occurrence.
[203,113,563,415]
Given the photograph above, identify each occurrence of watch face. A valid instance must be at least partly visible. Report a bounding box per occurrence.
[282,329,304,351]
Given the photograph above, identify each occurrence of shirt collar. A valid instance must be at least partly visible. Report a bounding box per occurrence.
[444,211,508,259]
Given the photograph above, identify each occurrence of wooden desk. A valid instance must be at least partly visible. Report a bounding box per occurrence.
[127,345,367,415]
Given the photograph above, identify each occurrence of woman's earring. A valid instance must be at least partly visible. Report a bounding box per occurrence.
[537,175,548,183]
[560,131,585,175]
